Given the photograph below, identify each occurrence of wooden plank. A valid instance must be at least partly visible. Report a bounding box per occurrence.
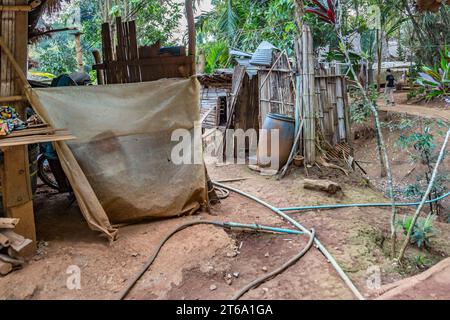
[0,229,32,252]
[115,17,127,83]
[0,94,24,103]
[1,126,55,138]
[4,201,36,256]
[0,131,75,147]
[127,21,140,82]
[0,217,19,229]
[101,22,114,84]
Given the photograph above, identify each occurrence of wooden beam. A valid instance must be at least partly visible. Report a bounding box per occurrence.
[0,95,25,103]
[92,55,194,70]
[0,5,32,12]
[0,130,75,148]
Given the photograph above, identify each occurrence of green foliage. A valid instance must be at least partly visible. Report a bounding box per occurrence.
[349,85,378,123]
[414,254,432,269]
[30,0,181,78]
[130,0,182,46]
[416,46,450,100]
[196,0,297,67]
[397,123,449,214]
[398,213,437,249]
[407,87,425,100]
[397,126,436,163]
[203,41,229,74]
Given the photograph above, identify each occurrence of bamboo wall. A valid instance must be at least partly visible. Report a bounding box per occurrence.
[1,0,27,116]
[314,64,352,146]
[258,52,295,127]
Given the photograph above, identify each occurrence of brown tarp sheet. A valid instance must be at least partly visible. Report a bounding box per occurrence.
[29,78,207,241]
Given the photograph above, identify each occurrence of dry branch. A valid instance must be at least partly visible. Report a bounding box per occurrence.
[303,179,342,195]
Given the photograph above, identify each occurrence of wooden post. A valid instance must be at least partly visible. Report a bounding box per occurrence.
[185,0,196,75]
[74,32,84,72]
[0,0,36,256]
[92,50,104,85]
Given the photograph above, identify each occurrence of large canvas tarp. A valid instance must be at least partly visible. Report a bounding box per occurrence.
[29,78,207,241]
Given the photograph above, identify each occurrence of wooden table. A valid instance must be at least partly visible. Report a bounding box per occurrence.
[0,127,75,256]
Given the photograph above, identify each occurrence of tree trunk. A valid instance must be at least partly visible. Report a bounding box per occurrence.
[376,29,383,93]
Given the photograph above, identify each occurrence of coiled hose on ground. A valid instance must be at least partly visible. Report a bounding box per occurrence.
[213,181,366,300]
[118,220,307,300]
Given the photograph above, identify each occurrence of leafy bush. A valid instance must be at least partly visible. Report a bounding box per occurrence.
[349,85,378,123]
[416,46,450,100]
[398,214,437,249]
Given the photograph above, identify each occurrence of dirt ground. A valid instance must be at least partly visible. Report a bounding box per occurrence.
[1,157,450,300]
[378,91,450,122]
[1,94,450,300]
[354,95,450,221]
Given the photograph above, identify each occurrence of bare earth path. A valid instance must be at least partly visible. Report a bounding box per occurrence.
[378,92,450,122]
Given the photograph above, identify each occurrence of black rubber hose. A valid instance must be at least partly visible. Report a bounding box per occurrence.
[118,220,304,300]
[232,228,315,300]
[118,221,224,300]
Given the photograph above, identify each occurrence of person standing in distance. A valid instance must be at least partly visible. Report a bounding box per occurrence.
[385,69,396,106]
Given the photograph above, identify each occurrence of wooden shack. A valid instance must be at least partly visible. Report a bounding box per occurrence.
[197,71,232,129]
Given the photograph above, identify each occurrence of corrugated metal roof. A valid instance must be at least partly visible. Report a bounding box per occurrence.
[249,41,278,67]
[229,48,253,58]
[234,58,258,78]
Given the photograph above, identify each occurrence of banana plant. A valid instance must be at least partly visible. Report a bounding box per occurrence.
[417,46,450,100]
[305,0,337,25]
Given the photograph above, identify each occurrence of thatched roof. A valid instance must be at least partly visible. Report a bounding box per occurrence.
[416,0,447,12]
[29,0,69,40]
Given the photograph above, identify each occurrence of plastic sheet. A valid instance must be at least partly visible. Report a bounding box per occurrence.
[30,78,207,240]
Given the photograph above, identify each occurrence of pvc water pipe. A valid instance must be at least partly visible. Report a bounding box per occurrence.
[213,181,365,300]
[224,222,304,235]
[279,191,450,212]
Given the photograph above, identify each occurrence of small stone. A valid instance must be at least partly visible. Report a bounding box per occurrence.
[226,273,232,279]
[262,266,268,272]
[226,279,233,285]
[131,252,139,257]
[210,284,217,291]
[261,287,269,294]
[226,251,238,258]
[264,252,270,257]
[233,272,240,278]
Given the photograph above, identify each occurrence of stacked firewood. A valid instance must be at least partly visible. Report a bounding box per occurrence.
[0,218,31,276]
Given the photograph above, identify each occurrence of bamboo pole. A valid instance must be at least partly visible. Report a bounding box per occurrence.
[335,65,346,142]
[301,25,316,164]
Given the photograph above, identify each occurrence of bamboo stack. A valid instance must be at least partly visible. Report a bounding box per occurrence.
[0,218,30,276]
